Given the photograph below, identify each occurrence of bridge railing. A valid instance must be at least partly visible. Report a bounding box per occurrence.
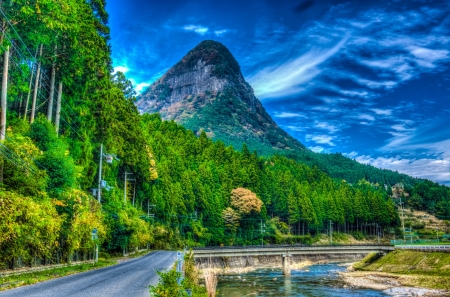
[192,243,394,251]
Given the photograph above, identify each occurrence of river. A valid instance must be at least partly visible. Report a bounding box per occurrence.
[216,263,389,297]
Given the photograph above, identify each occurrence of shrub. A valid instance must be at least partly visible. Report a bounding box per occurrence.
[351,231,365,241]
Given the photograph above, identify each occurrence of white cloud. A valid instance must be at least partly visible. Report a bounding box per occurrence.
[214,29,229,36]
[371,108,392,116]
[357,79,397,89]
[183,25,209,35]
[355,155,450,185]
[286,126,304,132]
[306,134,335,146]
[135,82,151,94]
[357,114,375,121]
[408,46,449,62]
[310,146,326,153]
[344,151,359,159]
[274,112,306,118]
[113,66,129,74]
[315,122,340,133]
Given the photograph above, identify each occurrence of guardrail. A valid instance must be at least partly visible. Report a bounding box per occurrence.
[395,245,450,252]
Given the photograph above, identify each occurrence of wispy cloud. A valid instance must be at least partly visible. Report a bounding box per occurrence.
[274,112,306,118]
[246,3,450,103]
[183,24,209,35]
[355,154,450,185]
[248,36,350,99]
[214,29,229,36]
[306,134,336,146]
[371,108,392,116]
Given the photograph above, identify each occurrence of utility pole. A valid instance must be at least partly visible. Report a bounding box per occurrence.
[147,201,156,218]
[55,82,62,134]
[1,45,9,141]
[410,223,413,244]
[376,223,380,245]
[399,200,405,243]
[260,220,265,247]
[329,220,333,245]
[132,181,136,206]
[437,227,439,243]
[97,144,103,203]
[124,172,133,203]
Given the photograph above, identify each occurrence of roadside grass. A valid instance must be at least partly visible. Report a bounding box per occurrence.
[0,260,115,292]
[354,250,450,290]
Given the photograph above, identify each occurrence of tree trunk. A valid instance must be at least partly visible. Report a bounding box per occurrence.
[47,44,57,121]
[1,45,9,141]
[30,44,42,124]
[55,82,62,134]
[24,48,38,120]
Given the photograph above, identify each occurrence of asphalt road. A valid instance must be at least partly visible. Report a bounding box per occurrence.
[0,251,177,297]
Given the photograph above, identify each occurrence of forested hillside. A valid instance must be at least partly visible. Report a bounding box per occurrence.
[136,40,433,188]
[142,114,401,246]
[0,0,448,270]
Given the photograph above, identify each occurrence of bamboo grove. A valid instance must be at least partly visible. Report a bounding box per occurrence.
[0,0,448,269]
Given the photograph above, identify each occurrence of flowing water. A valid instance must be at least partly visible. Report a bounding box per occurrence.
[216,263,389,297]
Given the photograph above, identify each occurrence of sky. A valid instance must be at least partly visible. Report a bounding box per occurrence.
[107,0,450,185]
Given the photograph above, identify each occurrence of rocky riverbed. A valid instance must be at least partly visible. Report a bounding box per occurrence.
[340,265,450,296]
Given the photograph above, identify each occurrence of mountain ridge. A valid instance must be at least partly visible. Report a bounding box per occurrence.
[137,40,429,187]
[136,40,306,154]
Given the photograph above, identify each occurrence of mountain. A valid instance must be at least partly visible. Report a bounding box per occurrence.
[137,40,422,187]
[136,40,305,154]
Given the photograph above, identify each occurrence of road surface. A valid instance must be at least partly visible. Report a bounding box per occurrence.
[0,251,177,297]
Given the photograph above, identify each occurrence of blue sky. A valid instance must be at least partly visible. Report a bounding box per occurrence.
[107,0,450,185]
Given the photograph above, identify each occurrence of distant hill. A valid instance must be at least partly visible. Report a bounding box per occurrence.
[136,40,419,187]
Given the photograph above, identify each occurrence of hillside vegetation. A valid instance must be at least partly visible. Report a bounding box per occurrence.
[0,0,448,271]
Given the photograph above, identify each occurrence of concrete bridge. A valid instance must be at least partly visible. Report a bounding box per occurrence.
[193,245,395,275]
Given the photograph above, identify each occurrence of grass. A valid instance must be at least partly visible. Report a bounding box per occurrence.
[0,260,115,292]
[353,250,450,290]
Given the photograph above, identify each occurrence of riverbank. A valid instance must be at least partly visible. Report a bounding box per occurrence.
[340,250,450,295]
[340,270,449,296]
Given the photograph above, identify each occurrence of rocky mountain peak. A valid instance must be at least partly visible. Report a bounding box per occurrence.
[136,40,305,155]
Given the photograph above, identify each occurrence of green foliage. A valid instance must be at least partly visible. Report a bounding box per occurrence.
[149,252,207,297]
[29,116,76,195]
[0,191,62,269]
[141,115,401,246]
[0,0,446,269]
[351,231,365,241]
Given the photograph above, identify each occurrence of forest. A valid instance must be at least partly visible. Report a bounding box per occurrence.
[0,0,448,269]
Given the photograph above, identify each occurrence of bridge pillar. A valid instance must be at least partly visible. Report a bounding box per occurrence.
[282,254,291,275]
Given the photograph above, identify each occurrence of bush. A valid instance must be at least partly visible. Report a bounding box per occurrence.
[351,231,365,241]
